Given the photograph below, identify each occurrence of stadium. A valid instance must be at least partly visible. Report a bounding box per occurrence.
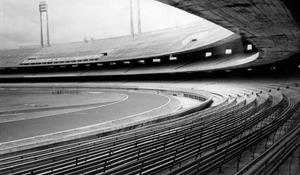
[0,0,300,174]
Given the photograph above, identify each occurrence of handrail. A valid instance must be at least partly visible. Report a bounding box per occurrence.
[236,102,300,175]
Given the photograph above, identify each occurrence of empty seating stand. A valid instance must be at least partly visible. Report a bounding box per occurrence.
[0,81,299,175]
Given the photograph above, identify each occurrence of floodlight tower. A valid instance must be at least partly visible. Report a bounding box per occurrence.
[39,1,50,47]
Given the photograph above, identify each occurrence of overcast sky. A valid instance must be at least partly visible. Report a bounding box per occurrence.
[0,0,208,49]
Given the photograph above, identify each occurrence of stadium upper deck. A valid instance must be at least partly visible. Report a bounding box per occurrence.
[1,0,299,77]
[0,22,233,68]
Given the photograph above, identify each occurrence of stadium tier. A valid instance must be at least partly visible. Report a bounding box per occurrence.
[0,80,299,175]
[0,26,259,79]
[0,22,234,68]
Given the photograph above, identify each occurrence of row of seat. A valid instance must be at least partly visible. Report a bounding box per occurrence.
[0,81,298,175]
[234,85,300,175]
[20,54,105,66]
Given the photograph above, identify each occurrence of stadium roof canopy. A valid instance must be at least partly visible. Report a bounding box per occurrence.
[157,0,300,66]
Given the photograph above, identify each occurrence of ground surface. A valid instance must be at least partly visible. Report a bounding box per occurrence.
[0,88,172,143]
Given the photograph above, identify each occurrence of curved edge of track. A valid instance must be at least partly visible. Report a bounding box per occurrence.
[0,89,184,155]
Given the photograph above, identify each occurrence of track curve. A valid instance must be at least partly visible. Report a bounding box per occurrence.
[0,89,170,143]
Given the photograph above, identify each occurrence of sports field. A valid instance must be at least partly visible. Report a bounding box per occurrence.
[0,88,174,143]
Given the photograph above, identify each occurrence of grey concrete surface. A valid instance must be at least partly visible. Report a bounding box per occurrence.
[158,0,300,66]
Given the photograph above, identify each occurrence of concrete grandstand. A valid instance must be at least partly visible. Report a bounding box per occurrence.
[0,0,300,175]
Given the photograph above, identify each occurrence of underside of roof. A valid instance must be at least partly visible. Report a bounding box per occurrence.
[157,0,300,66]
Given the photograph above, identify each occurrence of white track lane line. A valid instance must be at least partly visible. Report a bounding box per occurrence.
[0,113,24,117]
[113,93,171,121]
[0,94,128,123]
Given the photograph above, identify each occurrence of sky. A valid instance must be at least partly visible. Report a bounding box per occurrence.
[0,0,207,49]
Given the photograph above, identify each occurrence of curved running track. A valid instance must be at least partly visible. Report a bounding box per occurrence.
[0,90,170,143]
